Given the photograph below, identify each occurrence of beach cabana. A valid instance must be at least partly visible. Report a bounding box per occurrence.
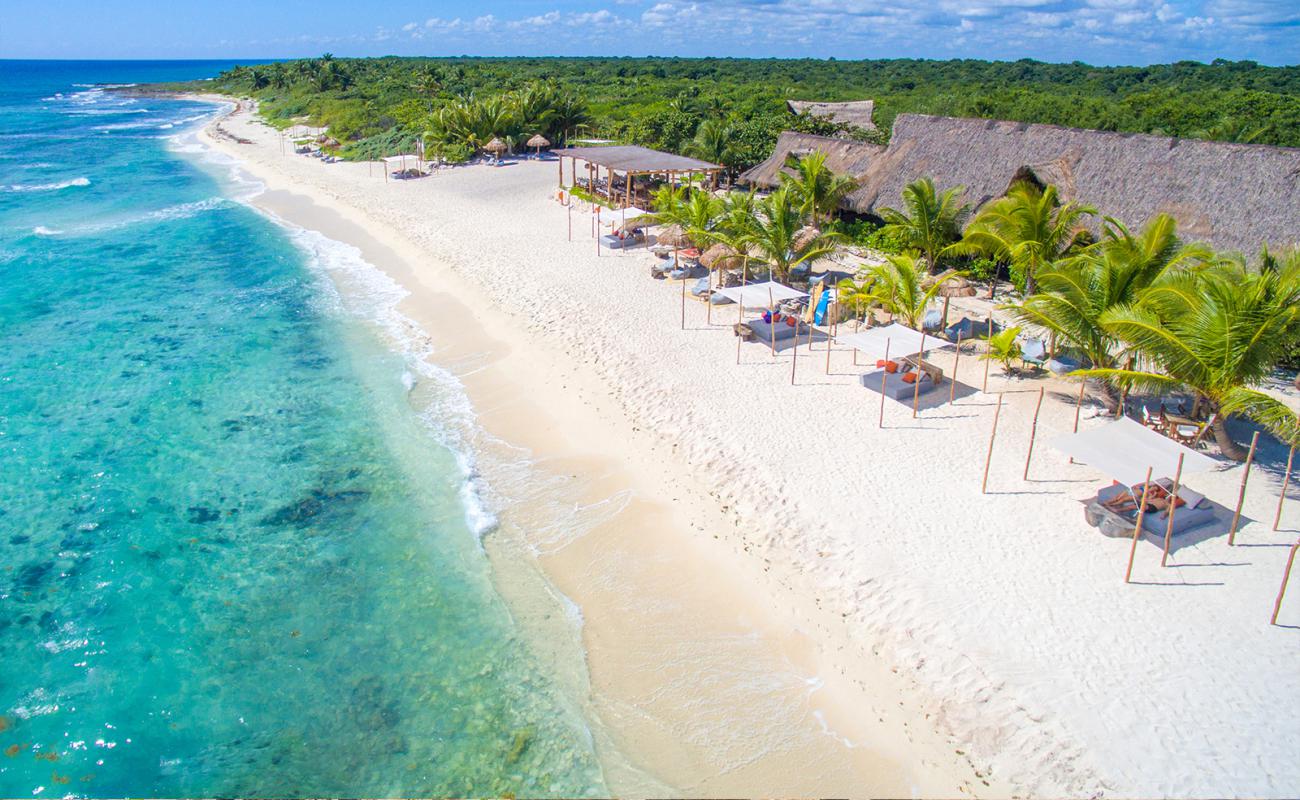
[598,206,647,227]
[838,323,955,420]
[526,134,551,158]
[382,154,420,182]
[1053,417,1220,570]
[717,281,808,356]
[553,145,723,209]
[484,137,509,162]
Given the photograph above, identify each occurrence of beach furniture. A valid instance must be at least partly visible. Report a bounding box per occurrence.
[944,316,980,343]
[1019,336,1048,370]
[1086,481,1216,538]
[860,359,943,400]
[922,309,943,331]
[1047,354,1082,375]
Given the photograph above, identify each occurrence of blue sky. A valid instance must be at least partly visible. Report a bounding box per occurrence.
[3,0,1298,65]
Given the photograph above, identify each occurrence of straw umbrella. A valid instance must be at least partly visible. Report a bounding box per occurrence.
[699,243,741,323]
[792,225,821,252]
[926,274,977,330]
[526,134,550,158]
[484,137,508,162]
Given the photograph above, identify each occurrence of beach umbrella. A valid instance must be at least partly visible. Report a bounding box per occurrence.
[526,133,550,158]
[656,224,690,249]
[925,274,978,329]
[484,137,508,159]
[700,242,741,270]
[321,137,340,148]
[792,225,821,252]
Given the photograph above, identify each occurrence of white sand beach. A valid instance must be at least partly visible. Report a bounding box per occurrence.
[199,100,1300,798]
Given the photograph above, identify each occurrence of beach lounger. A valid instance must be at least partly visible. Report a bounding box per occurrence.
[923,309,943,331]
[860,363,941,400]
[1019,337,1048,370]
[1047,354,1082,375]
[1086,482,1215,538]
[735,316,807,343]
[690,275,711,298]
[944,316,978,342]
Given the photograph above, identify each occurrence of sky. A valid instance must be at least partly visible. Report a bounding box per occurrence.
[2,0,1298,65]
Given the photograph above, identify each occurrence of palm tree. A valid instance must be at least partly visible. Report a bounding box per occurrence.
[410,66,443,113]
[713,189,760,281]
[982,327,1024,375]
[835,277,877,325]
[777,151,858,227]
[954,183,1095,295]
[746,186,841,282]
[1081,253,1300,459]
[876,178,970,273]
[1005,214,1212,410]
[686,119,736,182]
[863,252,964,330]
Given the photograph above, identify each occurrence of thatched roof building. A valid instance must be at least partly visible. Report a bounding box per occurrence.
[787,100,876,132]
[847,114,1300,255]
[739,132,884,192]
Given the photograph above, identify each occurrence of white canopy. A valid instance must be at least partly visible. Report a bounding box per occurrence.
[382,154,419,164]
[715,281,807,308]
[598,206,647,226]
[1051,416,1217,487]
[837,323,951,364]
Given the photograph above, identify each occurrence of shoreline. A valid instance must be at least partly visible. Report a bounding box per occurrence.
[189,101,993,795]
[189,95,1300,798]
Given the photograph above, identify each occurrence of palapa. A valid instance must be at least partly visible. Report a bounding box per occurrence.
[655,224,691,249]
[526,134,551,149]
[792,225,821,251]
[925,273,978,329]
[699,243,742,270]
[484,137,508,155]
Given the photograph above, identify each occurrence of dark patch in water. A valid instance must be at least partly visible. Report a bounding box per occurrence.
[187,506,221,524]
[351,676,401,731]
[14,561,52,593]
[10,535,29,545]
[259,488,370,528]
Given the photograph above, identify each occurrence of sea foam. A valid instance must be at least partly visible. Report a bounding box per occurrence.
[2,177,90,193]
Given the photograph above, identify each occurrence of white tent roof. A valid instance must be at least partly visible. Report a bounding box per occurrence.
[837,323,951,363]
[382,154,419,164]
[598,206,647,225]
[571,138,617,145]
[1051,416,1217,487]
[715,281,807,308]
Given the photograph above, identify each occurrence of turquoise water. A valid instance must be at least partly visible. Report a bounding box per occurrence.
[0,62,605,796]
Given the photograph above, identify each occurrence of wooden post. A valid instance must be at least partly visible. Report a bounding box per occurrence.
[1229,431,1260,545]
[790,321,799,385]
[1272,541,1299,625]
[1023,387,1045,480]
[982,392,1004,494]
[557,155,563,187]
[768,286,776,358]
[1275,444,1295,531]
[878,339,892,429]
[1162,452,1185,567]
[1070,379,1086,464]
[912,331,927,418]
[950,330,963,404]
[567,202,572,241]
[736,278,746,365]
[1125,466,1155,583]
[825,303,834,375]
[681,276,686,330]
[982,317,993,392]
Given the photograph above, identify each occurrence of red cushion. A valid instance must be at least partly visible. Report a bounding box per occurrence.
[786,316,797,327]
[876,359,887,368]
[902,372,918,384]
[885,361,899,374]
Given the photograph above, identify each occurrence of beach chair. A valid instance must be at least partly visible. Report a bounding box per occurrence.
[922,309,943,331]
[1019,337,1048,370]
[1047,354,1082,375]
[689,275,711,299]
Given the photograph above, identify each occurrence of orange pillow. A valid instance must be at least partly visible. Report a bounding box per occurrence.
[885,361,899,374]
[876,359,887,368]
[902,372,917,384]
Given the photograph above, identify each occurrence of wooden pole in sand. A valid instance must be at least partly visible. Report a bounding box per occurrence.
[982,317,993,392]
[912,331,927,418]
[768,286,776,358]
[567,202,572,241]
[557,155,563,187]
[982,392,1004,494]
[825,302,834,375]
[1070,379,1086,464]
[1275,445,1295,531]
[1229,431,1261,545]
[1162,452,1185,567]
[736,274,747,365]
[1023,387,1045,480]
[878,339,892,429]
[950,330,963,404]
[1272,541,1299,625]
[790,321,799,385]
[681,276,686,330]
[1125,466,1155,584]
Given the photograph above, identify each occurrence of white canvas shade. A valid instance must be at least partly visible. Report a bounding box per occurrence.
[838,323,951,364]
[598,206,647,226]
[1051,416,1217,488]
[715,281,807,308]
[382,154,419,165]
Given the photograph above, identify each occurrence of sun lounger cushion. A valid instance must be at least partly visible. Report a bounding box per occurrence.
[1085,483,1214,538]
[739,318,805,342]
[861,368,938,400]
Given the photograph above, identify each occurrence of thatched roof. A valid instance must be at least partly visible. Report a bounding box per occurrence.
[483,137,508,153]
[553,145,720,173]
[787,100,876,132]
[739,132,884,192]
[848,114,1300,255]
[526,133,551,148]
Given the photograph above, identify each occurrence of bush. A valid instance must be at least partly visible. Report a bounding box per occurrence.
[837,220,909,254]
[439,141,474,164]
[964,257,1002,282]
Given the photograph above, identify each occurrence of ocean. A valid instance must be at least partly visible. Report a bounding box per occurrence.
[0,61,606,796]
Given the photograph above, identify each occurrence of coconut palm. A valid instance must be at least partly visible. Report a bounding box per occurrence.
[954,183,1095,295]
[778,151,858,226]
[982,327,1024,375]
[863,252,965,330]
[835,277,878,324]
[745,186,842,282]
[686,119,737,181]
[713,189,761,280]
[1005,214,1212,409]
[1080,253,1300,459]
[876,178,970,272]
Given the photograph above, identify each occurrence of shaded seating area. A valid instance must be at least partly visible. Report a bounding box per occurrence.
[1052,417,1219,540]
[717,281,809,347]
[554,145,724,209]
[838,323,954,404]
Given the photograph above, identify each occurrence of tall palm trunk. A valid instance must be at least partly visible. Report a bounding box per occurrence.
[1211,417,1249,461]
